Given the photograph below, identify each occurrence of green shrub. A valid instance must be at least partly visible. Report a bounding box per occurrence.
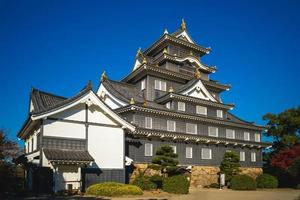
[86,182,142,197]
[162,175,189,194]
[150,175,163,189]
[148,164,162,171]
[230,175,256,190]
[131,176,157,190]
[256,174,278,188]
[296,184,300,189]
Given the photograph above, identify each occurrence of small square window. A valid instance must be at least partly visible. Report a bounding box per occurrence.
[141,79,146,90]
[178,102,186,111]
[170,145,177,154]
[217,110,223,118]
[251,152,256,162]
[226,129,235,139]
[145,143,153,156]
[254,133,261,142]
[244,132,250,141]
[240,151,245,162]
[145,117,152,129]
[208,127,218,137]
[167,120,176,132]
[202,148,212,159]
[196,105,207,115]
[186,147,193,158]
[186,123,197,134]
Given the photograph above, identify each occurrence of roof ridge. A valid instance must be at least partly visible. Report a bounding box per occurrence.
[31,87,67,100]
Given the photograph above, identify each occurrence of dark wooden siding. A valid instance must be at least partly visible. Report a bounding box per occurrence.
[126,137,262,167]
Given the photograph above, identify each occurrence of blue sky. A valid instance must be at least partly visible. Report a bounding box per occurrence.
[1,0,299,144]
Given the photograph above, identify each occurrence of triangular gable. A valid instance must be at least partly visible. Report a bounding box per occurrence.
[174,30,195,44]
[132,58,142,71]
[180,79,217,102]
[97,83,128,109]
[31,90,135,131]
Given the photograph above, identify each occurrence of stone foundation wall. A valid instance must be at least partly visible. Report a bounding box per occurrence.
[240,167,263,179]
[129,164,161,183]
[190,166,220,187]
[129,164,262,187]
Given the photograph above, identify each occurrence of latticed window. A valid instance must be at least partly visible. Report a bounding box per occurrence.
[217,109,223,118]
[244,132,250,141]
[226,129,235,139]
[170,145,177,154]
[201,148,212,159]
[145,117,152,129]
[145,143,153,156]
[154,79,166,91]
[141,79,146,90]
[186,123,197,134]
[251,152,256,162]
[240,151,245,161]
[178,101,186,111]
[186,147,193,158]
[167,120,176,132]
[208,126,218,137]
[196,105,207,115]
[254,133,260,142]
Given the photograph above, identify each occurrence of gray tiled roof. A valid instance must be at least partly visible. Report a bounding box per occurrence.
[43,148,94,162]
[103,79,145,103]
[30,82,92,115]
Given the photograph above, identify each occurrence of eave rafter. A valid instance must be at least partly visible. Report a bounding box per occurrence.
[131,128,270,149]
[116,105,265,131]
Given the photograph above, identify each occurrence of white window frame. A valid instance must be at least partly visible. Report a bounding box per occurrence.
[217,109,223,118]
[145,143,153,156]
[186,123,197,134]
[178,101,186,111]
[154,79,166,91]
[167,120,176,132]
[226,129,235,139]
[186,147,193,158]
[145,117,152,129]
[251,152,256,162]
[244,132,250,141]
[254,133,261,142]
[170,145,177,154]
[166,102,170,109]
[240,151,245,162]
[196,105,207,115]
[208,126,218,137]
[141,79,146,90]
[201,148,212,159]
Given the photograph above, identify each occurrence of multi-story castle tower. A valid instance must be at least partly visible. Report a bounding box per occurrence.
[18,20,269,193]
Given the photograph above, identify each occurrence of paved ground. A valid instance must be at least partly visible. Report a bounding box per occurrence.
[10,188,300,200]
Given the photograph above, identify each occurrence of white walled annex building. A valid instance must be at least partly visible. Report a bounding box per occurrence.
[18,83,135,193]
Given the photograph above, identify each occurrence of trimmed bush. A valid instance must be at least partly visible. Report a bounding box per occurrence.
[131,176,157,190]
[162,175,189,194]
[256,174,278,188]
[150,175,163,189]
[230,175,256,190]
[86,182,142,197]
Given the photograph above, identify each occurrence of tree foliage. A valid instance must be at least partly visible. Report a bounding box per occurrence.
[0,128,20,162]
[152,145,179,176]
[263,106,300,151]
[220,151,241,183]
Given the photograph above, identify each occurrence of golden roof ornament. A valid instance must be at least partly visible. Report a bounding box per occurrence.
[130,98,135,105]
[164,29,169,34]
[181,18,186,30]
[136,47,142,58]
[143,100,148,107]
[190,50,193,56]
[142,57,147,64]
[168,86,174,93]
[163,48,168,54]
[194,68,201,79]
[101,71,107,82]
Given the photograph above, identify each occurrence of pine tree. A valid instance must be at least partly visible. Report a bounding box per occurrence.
[220,151,241,183]
[151,145,179,176]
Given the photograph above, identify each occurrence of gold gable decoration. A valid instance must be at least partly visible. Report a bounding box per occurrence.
[194,68,201,79]
[181,18,186,30]
[130,98,135,105]
[101,71,107,82]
